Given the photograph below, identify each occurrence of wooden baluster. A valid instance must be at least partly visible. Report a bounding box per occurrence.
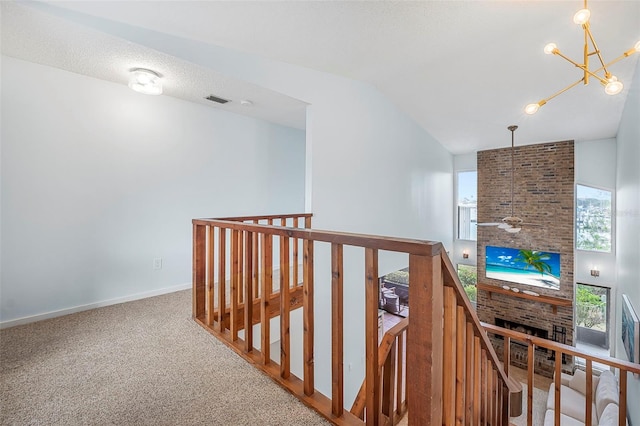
[331,243,344,417]
[304,215,312,229]
[192,224,206,321]
[217,228,226,332]
[407,252,443,426]
[456,306,466,426]
[238,228,244,305]
[443,286,456,425]
[619,369,627,426]
[473,337,481,426]
[503,337,510,377]
[260,232,272,365]
[489,363,494,425]
[396,331,405,418]
[252,220,259,300]
[586,360,593,426]
[466,322,474,425]
[500,382,507,426]
[280,234,290,379]
[483,351,489,426]
[244,231,253,353]
[293,217,299,286]
[554,350,562,426]
[383,341,397,423]
[527,343,534,426]
[495,379,500,426]
[230,229,240,341]
[303,237,314,396]
[480,349,486,425]
[365,248,380,426]
[206,225,215,326]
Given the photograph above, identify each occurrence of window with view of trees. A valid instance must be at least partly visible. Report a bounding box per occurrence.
[576,184,612,252]
[576,283,609,349]
[457,171,477,240]
[457,264,477,307]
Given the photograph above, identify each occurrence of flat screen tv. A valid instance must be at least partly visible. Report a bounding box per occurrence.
[485,246,560,290]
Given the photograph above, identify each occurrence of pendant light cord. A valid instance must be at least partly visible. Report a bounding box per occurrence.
[508,125,518,218]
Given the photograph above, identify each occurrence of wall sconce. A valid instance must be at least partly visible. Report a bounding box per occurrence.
[590,268,600,277]
[462,250,469,259]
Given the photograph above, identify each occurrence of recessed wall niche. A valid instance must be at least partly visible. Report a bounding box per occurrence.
[477,140,574,377]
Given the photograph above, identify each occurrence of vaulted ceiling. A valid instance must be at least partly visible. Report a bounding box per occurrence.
[2,1,639,154]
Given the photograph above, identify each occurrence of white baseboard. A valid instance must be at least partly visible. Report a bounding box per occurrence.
[0,282,192,329]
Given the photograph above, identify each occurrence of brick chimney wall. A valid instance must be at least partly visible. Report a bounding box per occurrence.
[477,140,574,377]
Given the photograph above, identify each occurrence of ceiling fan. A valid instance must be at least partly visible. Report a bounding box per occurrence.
[477,125,535,234]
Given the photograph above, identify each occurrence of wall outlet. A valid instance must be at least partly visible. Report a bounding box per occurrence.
[153,258,162,270]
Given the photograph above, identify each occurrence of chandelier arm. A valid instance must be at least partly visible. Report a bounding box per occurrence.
[555,50,609,85]
[584,25,610,74]
[592,52,635,75]
[539,78,586,105]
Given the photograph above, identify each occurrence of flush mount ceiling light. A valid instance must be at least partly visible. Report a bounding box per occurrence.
[525,0,640,115]
[128,68,162,95]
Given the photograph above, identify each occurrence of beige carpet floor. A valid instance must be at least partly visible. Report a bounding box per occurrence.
[0,290,329,426]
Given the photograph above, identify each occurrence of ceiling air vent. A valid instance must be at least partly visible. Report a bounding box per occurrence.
[205,94,230,104]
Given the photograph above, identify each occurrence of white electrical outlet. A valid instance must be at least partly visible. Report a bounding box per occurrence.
[153,258,162,270]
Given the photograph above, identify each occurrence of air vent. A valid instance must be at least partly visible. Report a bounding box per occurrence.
[205,94,230,104]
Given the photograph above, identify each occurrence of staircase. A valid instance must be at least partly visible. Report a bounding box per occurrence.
[192,213,640,425]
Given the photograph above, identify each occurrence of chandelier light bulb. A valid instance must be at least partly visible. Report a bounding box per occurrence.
[573,8,591,25]
[544,43,558,55]
[525,103,540,115]
[604,76,623,95]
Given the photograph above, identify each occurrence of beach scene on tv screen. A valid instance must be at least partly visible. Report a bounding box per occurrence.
[486,246,560,290]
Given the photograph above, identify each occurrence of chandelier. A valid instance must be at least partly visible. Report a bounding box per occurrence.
[525,0,640,115]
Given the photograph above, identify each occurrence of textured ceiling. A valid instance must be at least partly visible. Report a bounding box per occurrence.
[2,1,639,154]
[1,2,308,130]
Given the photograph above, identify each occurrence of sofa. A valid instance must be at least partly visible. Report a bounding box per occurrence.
[543,369,627,426]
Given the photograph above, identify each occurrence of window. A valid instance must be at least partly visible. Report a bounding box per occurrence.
[457,264,477,307]
[576,283,610,350]
[576,184,612,252]
[457,171,477,240]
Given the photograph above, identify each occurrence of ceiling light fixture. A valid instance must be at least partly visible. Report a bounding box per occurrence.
[128,68,162,95]
[525,0,640,115]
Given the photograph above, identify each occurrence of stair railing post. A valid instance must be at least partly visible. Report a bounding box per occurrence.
[407,250,443,426]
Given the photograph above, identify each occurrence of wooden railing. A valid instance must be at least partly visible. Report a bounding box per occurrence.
[192,213,512,425]
[350,318,408,424]
[483,323,640,426]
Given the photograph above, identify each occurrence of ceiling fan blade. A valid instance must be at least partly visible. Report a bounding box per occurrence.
[477,222,500,226]
[497,223,512,229]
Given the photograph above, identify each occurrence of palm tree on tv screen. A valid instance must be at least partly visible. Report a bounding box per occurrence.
[515,250,552,276]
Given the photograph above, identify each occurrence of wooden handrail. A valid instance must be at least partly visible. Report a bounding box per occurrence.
[193,218,442,256]
[192,213,511,426]
[483,322,640,373]
[483,322,640,426]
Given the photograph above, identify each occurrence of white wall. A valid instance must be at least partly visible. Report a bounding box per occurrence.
[87,19,454,406]
[574,139,617,287]
[0,56,305,326]
[615,61,640,424]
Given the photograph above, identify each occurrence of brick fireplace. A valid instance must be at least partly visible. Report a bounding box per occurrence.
[476,140,574,377]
